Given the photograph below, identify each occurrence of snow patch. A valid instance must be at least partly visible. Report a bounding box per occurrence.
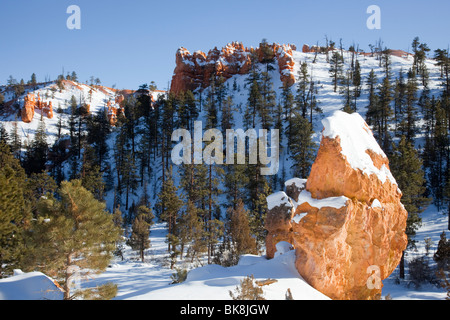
[266,191,292,210]
[297,190,348,210]
[0,271,63,300]
[371,199,382,208]
[322,110,397,185]
[274,241,294,257]
[284,178,307,189]
[292,212,308,224]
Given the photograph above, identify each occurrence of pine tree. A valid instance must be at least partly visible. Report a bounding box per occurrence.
[390,135,430,277]
[393,69,406,128]
[205,77,218,130]
[290,113,317,178]
[340,70,354,112]
[0,142,30,277]
[434,231,450,269]
[30,73,37,88]
[157,167,183,252]
[428,104,449,210]
[329,52,344,93]
[365,69,379,127]
[26,180,120,299]
[0,124,7,145]
[259,69,276,128]
[178,200,206,262]
[223,161,249,210]
[86,108,111,171]
[280,82,294,146]
[127,205,154,262]
[397,69,419,143]
[9,121,22,160]
[221,95,235,133]
[245,74,262,129]
[227,199,258,258]
[296,62,312,119]
[23,118,48,175]
[375,76,394,151]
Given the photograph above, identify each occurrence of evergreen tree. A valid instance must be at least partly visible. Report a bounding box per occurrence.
[329,52,344,93]
[224,161,249,211]
[205,77,218,130]
[0,123,7,145]
[178,200,206,262]
[390,136,430,277]
[157,167,183,252]
[26,180,120,299]
[397,69,419,143]
[9,121,22,160]
[296,62,312,119]
[221,95,235,133]
[365,69,379,127]
[0,142,30,277]
[289,113,317,178]
[259,68,276,128]
[340,70,354,113]
[30,73,37,87]
[352,58,362,99]
[375,76,394,151]
[280,82,294,146]
[393,69,406,127]
[127,205,154,262]
[245,73,262,129]
[23,118,48,175]
[86,108,111,171]
[227,199,258,258]
[427,104,449,210]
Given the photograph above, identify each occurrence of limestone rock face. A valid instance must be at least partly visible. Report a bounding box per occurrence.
[265,111,408,300]
[170,42,296,95]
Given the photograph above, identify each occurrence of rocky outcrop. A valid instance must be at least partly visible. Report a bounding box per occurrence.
[21,93,36,123]
[265,111,408,300]
[170,42,296,95]
[42,100,53,119]
[21,92,54,122]
[106,101,119,126]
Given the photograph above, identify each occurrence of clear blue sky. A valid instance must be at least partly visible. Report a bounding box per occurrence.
[1,0,449,90]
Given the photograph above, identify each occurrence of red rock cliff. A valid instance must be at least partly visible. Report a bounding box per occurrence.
[170,42,296,95]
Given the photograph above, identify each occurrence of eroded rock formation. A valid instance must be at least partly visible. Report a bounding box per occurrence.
[265,111,408,300]
[170,42,296,95]
[21,93,36,123]
[21,92,54,122]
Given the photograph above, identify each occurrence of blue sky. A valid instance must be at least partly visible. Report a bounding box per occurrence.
[1,0,449,90]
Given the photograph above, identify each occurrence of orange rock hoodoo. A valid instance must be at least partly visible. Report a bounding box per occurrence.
[265,111,408,300]
[170,42,296,95]
[21,92,53,123]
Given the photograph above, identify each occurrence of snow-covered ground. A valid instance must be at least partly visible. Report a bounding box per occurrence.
[382,205,448,300]
[87,223,328,300]
[1,212,447,300]
[88,204,447,300]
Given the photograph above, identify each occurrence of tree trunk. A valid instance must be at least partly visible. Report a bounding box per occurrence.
[399,251,405,279]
